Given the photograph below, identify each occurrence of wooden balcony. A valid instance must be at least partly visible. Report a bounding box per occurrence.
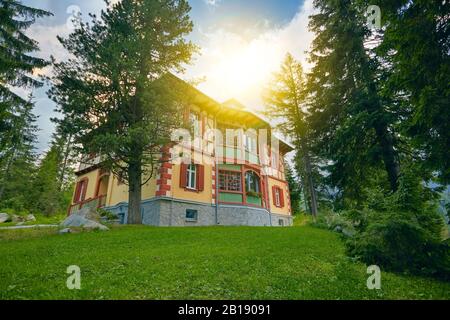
[67,195,107,216]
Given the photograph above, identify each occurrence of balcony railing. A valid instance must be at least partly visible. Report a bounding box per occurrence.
[218,145,260,165]
[67,195,107,216]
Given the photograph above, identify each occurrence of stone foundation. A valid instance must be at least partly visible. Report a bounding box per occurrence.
[105,197,292,227]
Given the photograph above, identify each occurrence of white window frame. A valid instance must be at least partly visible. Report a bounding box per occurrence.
[271,151,278,169]
[190,112,200,137]
[186,164,197,190]
[274,187,281,207]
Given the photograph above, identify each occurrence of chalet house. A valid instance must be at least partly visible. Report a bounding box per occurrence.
[69,76,294,226]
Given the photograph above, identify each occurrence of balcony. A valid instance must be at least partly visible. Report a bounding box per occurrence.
[67,195,107,215]
[218,145,260,165]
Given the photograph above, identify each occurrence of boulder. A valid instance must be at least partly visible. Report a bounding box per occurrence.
[0,213,10,223]
[75,207,101,222]
[60,212,109,231]
[59,228,72,234]
[26,214,36,222]
[11,215,25,223]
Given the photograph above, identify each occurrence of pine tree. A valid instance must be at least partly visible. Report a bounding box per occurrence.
[263,53,319,217]
[377,0,450,184]
[48,0,196,224]
[0,0,51,136]
[306,0,401,205]
[0,98,38,210]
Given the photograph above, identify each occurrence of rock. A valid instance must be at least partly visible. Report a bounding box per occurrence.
[0,213,10,223]
[75,207,101,222]
[16,222,24,226]
[60,212,109,231]
[25,214,36,222]
[11,215,25,223]
[59,228,71,234]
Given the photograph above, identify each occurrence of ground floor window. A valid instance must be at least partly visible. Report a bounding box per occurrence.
[272,186,284,208]
[74,178,88,203]
[245,170,260,194]
[186,164,197,189]
[219,170,242,191]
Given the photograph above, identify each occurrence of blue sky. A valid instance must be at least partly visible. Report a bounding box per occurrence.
[20,0,312,152]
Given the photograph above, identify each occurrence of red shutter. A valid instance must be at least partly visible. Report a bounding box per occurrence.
[279,187,285,208]
[74,181,81,203]
[272,186,277,207]
[197,164,204,191]
[81,180,88,201]
[180,163,187,188]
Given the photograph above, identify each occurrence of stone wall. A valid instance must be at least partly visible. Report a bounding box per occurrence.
[104,197,293,227]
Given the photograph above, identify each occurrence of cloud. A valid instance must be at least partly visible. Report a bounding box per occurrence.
[204,0,221,6]
[184,0,315,110]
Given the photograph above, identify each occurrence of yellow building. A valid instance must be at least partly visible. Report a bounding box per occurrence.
[69,76,294,226]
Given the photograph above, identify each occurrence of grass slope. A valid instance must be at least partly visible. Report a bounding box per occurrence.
[0,225,449,300]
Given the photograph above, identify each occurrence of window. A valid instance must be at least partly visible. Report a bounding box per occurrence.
[186,209,198,222]
[274,187,281,207]
[272,186,284,208]
[190,112,200,137]
[271,151,278,169]
[245,171,260,194]
[180,164,204,192]
[186,164,197,189]
[219,170,242,192]
[74,179,88,203]
[279,219,284,227]
[244,134,257,153]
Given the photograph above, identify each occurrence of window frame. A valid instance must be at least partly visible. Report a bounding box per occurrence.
[245,170,260,194]
[274,187,281,207]
[186,164,197,190]
[185,209,198,222]
[219,170,242,192]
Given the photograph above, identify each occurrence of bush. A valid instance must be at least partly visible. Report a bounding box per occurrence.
[345,209,450,280]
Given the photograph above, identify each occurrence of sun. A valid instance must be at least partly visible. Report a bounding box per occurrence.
[200,35,284,105]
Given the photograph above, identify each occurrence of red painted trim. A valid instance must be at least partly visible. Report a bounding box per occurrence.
[73,177,89,204]
[94,172,110,197]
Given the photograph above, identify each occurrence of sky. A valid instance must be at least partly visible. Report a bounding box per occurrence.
[20,0,314,152]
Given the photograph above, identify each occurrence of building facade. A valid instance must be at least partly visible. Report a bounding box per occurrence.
[69,77,294,227]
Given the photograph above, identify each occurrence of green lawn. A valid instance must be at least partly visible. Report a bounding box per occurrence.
[0,224,449,300]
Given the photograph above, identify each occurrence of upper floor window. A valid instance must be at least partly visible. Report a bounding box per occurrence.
[244,134,257,153]
[271,151,278,169]
[186,164,197,189]
[245,171,260,194]
[190,112,200,137]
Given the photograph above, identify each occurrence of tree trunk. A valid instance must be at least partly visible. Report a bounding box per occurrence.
[304,151,318,218]
[374,122,400,192]
[300,178,310,213]
[127,159,142,224]
[58,133,72,191]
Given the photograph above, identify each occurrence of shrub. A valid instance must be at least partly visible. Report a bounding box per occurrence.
[344,209,450,280]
